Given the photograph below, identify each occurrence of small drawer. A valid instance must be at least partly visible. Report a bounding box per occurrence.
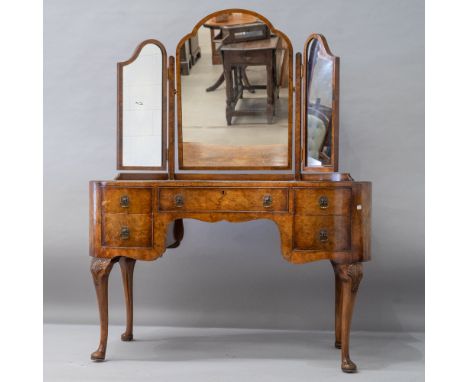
[225,50,271,65]
[101,187,152,214]
[159,187,288,212]
[295,188,351,216]
[102,214,152,248]
[294,215,350,251]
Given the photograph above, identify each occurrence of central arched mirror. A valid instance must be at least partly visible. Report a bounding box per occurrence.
[176,10,293,170]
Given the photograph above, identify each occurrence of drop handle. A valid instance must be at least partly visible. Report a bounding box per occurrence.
[263,194,273,208]
[319,229,328,243]
[120,195,130,208]
[174,194,184,208]
[319,196,329,209]
[120,226,130,240]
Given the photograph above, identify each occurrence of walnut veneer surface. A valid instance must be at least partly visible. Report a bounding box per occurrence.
[90,180,371,264]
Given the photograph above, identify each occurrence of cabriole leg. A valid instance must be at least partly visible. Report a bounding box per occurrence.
[119,257,136,341]
[332,262,363,373]
[90,257,116,361]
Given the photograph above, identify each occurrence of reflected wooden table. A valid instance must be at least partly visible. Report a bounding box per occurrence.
[203,13,260,92]
[221,37,280,125]
[204,13,258,65]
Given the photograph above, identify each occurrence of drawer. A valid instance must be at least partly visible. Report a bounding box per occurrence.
[294,188,351,216]
[224,50,272,65]
[159,187,288,212]
[102,214,152,248]
[294,215,350,251]
[101,187,152,214]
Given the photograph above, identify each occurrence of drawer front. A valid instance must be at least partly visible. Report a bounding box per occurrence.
[102,214,152,248]
[294,215,350,251]
[159,187,288,212]
[101,187,152,214]
[295,188,351,216]
[224,50,272,65]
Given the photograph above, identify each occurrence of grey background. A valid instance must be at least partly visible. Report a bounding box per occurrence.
[44,0,424,332]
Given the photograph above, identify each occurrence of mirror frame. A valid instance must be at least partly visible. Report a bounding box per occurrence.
[302,34,339,173]
[117,39,168,171]
[175,8,294,171]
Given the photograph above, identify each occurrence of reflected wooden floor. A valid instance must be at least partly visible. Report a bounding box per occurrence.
[183,142,288,167]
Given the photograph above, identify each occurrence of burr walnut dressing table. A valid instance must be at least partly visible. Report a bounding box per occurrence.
[89,9,372,373]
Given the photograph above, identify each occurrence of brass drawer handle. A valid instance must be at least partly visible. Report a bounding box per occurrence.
[120,195,130,208]
[174,194,184,208]
[319,196,329,209]
[263,194,273,208]
[120,226,130,240]
[319,229,328,243]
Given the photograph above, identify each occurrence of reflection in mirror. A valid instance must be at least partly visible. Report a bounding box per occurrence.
[179,12,291,169]
[121,42,163,168]
[306,39,333,166]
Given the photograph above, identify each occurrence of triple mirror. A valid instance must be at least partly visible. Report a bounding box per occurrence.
[117,10,339,174]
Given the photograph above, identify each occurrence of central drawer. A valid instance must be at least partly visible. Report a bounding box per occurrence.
[158,187,288,212]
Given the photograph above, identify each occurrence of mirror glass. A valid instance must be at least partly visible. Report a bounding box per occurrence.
[306,39,333,166]
[121,42,164,168]
[178,12,291,169]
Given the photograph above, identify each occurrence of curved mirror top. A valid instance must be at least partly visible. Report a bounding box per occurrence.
[119,41,165,169]
[305,38,334,167]
[177,11,292,170]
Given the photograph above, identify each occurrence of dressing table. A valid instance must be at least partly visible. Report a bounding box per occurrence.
[89,9,372,373]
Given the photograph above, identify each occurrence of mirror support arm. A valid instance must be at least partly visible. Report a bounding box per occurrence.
[294,52,302,180]
[168,56,175,179]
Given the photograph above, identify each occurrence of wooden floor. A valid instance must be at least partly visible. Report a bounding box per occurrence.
[183,142,288,167]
